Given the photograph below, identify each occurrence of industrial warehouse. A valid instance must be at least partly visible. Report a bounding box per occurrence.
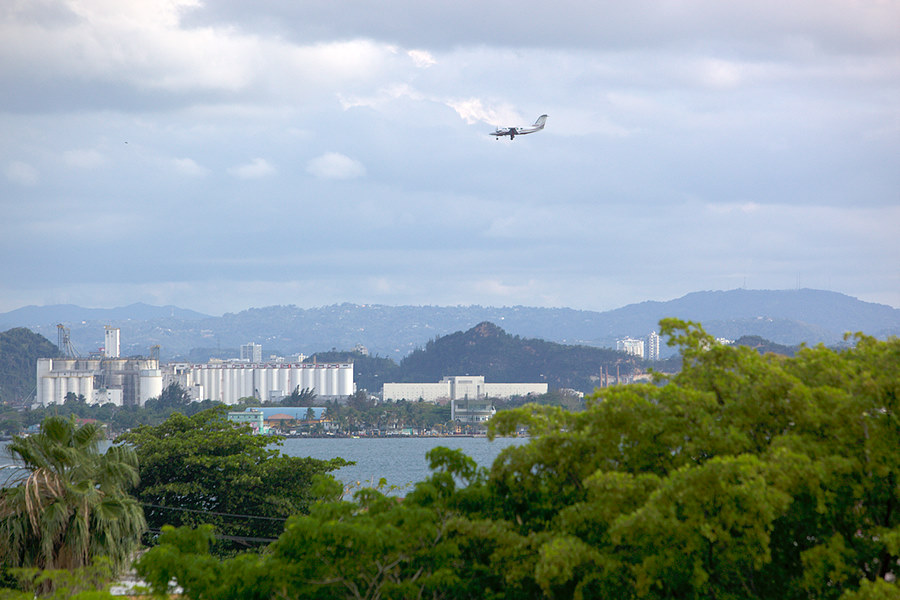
[165,361,354,405]
[34,327,354,407]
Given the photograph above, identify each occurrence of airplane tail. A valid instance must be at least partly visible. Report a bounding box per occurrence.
[533,114,548,129]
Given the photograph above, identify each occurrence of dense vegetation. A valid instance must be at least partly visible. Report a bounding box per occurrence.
[0,417,145,578]
[0,327,59,406]
[126,319,899,599]
[116,409,349,555]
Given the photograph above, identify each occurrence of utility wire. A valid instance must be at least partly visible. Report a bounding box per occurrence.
[145,528,277,544]
[140,502,289,522]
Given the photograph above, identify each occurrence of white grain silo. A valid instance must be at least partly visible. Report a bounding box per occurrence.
[139,369,163,406]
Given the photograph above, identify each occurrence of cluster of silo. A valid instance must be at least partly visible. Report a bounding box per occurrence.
[35,356,163,407]
[36,358,95,406]
[181,363,353,404]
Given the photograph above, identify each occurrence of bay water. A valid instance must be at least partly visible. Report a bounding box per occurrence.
[2,436,528,495]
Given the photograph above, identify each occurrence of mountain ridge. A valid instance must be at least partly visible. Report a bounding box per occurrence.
[1,289,897,361]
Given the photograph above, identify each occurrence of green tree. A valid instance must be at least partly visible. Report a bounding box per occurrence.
[0,416,145,575]
[116,407,350,554]
[282,386,317,406]
[143,382,191,412]
[127,321,900,599]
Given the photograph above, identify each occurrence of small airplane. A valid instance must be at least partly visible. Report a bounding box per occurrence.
[490,114,548,140]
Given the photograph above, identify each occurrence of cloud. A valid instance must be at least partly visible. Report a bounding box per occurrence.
[407,49,435,68]
[4,161,39,185]
[63,149,107,168]
[230,158,275,179]
[446,98,520,126]
[171,157,208,176]
[306,153,366,180]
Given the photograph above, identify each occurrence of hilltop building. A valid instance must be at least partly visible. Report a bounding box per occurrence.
[617,337,645,358]
[382,375,547,403]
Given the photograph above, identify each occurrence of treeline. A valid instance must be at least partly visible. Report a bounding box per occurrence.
[10,385,577,437]
[0,319,897,599]
[127,319,899,599]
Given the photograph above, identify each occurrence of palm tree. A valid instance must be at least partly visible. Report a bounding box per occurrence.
[0,415,146,574]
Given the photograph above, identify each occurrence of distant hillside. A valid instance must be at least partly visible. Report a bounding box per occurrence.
[0,289,896,362]
[397,322,640,393]
[0,302,210,325]
[0,328,60,405]
[304,323,643,394]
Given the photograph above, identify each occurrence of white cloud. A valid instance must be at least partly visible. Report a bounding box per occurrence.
[445,98,521,126]
[407,49,435,68]
[306,152,366,180]
[63,149,107,168]
[4,161,39,185]
[171,157,208,176]
[230,158,275,179]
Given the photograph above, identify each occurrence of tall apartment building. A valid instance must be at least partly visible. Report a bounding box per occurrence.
[646,331,661,361]
[240,342,262,363]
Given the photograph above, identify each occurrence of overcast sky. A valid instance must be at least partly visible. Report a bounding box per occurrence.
[1,0,898,316]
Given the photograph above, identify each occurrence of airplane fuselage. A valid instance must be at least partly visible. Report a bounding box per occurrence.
[490,114,547,140]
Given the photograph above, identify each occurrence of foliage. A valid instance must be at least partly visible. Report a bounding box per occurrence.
[323,399,451,433]
[142,382,192,412]
[93,321,900,598]
[281,386,317,406]
[0,558,117,599]
[115,407,350,555]
[0,416,145,576]
[0,328,59,406]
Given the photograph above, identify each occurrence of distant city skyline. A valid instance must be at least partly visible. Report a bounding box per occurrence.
[2,1,898,314]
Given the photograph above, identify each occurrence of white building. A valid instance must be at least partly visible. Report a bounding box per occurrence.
[451,397,496,424]
[617,337,645,358]
[646,331,661,361]
[163,362,354,405]
[382,375,547,403]
[35,357,162,407]
[104,326,120,358]
[240,342,262,363]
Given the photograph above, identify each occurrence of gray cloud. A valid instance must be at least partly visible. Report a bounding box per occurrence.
[0,0,897,315]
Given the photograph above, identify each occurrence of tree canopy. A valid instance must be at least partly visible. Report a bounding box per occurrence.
[133,320,900,599]
[0,416,145,575]
[116,407,350,554]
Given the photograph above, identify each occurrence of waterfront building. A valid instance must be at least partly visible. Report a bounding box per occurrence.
[163,362,354,405]
[226,408,267,434]
[451,396,496,424]
[35,356,162,407]
[382,375,547,403]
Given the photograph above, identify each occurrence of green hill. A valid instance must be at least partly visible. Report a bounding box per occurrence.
[0,327,60,406]
[397,322,642,393]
